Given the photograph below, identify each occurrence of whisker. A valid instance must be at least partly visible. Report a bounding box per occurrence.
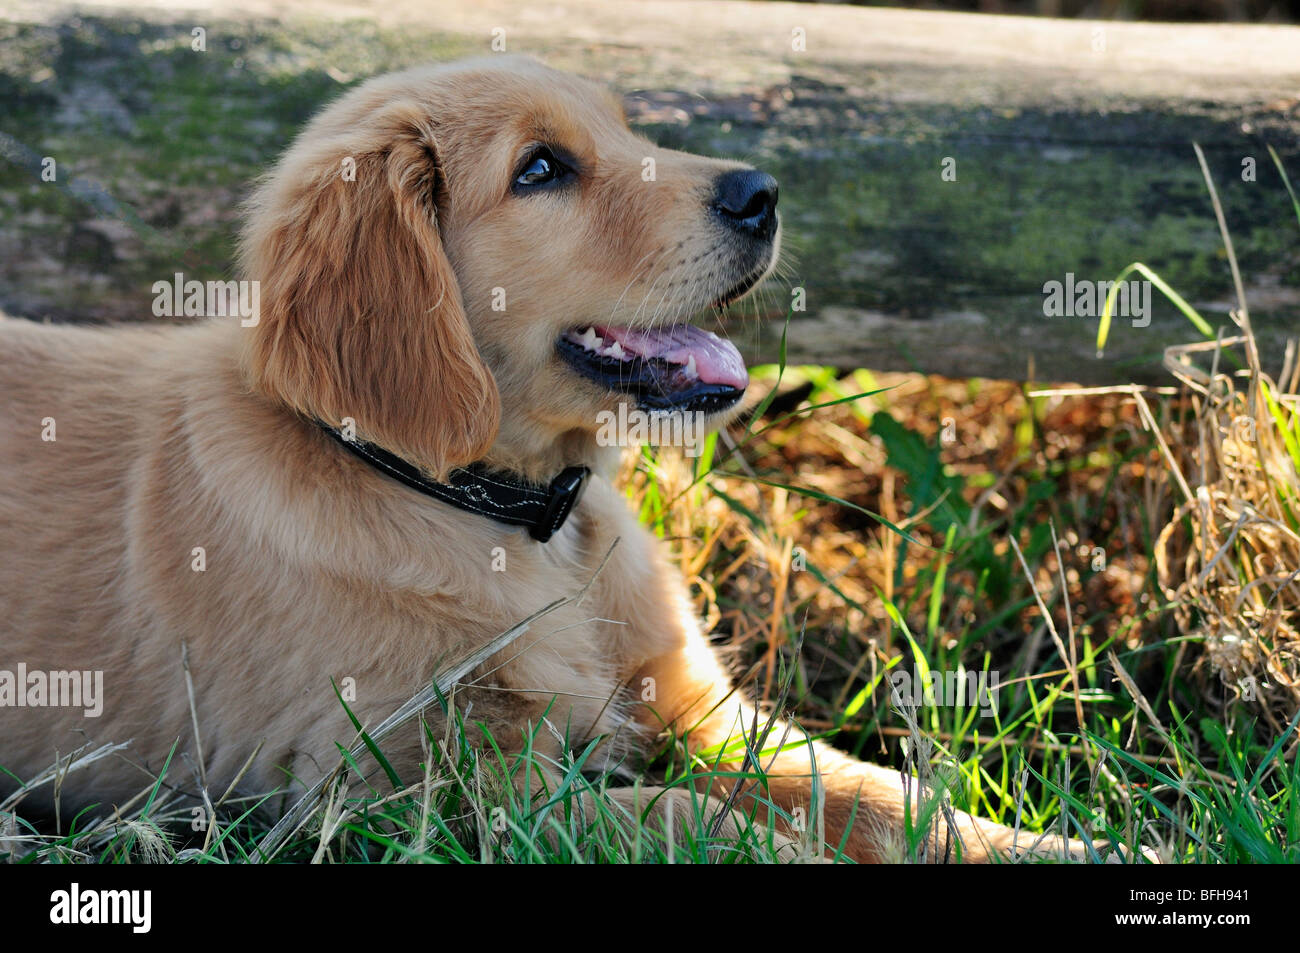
[607,248,659,324]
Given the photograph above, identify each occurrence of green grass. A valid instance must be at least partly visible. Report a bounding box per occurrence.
[2,698,826,864]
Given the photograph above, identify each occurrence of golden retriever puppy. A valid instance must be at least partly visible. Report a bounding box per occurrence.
[0,56,1105,862]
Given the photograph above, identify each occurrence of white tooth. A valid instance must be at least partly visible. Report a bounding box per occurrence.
[578,326,602,351]
[685,354,698,379]
[605,341,628,360]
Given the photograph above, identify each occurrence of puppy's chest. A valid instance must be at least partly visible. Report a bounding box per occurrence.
[467,598,639,754]
[469,531,653,728]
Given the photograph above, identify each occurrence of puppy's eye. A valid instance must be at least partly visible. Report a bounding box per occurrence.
[518,154,556,185]
[513,147,569,192]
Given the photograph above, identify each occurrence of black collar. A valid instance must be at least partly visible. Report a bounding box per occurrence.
[317,423,589,542]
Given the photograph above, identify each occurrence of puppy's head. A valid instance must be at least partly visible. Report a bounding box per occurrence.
[241,57,779,478]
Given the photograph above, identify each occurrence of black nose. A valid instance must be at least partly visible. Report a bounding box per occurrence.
[711,169,779,240]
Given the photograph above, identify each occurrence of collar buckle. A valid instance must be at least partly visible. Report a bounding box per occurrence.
[531,465,590,542]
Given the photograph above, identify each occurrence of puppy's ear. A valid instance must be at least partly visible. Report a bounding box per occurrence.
[241,115,499,479]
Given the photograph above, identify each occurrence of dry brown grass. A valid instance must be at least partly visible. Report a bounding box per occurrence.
[624,368,1173,742]
[1154,333,1300,734]
[631,326,1299,762]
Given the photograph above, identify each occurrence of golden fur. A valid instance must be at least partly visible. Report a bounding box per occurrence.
[0,57,1098,862]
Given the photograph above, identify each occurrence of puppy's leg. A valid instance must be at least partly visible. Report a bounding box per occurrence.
[632,628,1106,864]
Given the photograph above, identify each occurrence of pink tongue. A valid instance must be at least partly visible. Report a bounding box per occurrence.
[597,325,748,390]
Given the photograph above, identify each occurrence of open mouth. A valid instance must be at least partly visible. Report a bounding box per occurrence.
[557,323,749,414]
